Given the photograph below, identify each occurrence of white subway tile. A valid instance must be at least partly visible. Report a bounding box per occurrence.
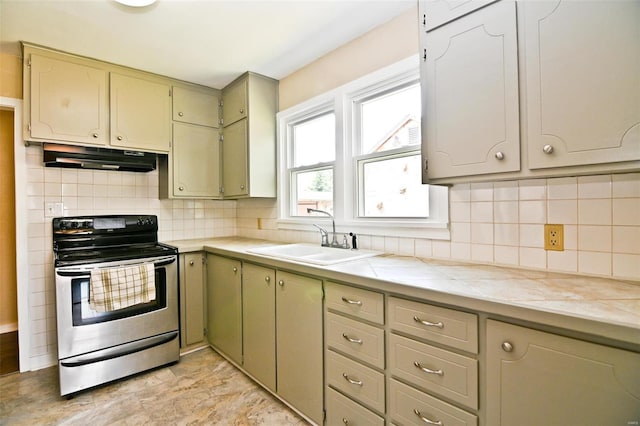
[450,243,471,261]
[471,244,493,262]
[494,223,519,246]
[61,169,78,184]
[415,239,433,258]
[384,237,400,254]
[494,245,519,266]
[519,224,544,248]
[471,223,493,245]
[519,200,547,224]
[578,251,611,276]
[612,173,640,198]
[470,182,493,201]
[471,201,493,223]
[578,225,611,252]
[612,253,640,280]
[494,181,518,201]
[612,198,640,226]
[578,199,612,225]
[398,238,415,256]
[578,175,611,199]
[564,225,578,250]
[547,199,577,224]
[519,179,547,200]
[612,226,640,254]
[547,176,577,200]
[519,247,546,269]
[432,240,451,259]
[547,250,578,273]
[450,201,471,223]
[451,222,471,243]
[450,184,470,203]
[494,201,518,224]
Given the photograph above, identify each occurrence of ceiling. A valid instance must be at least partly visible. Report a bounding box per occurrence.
[0,0,415,89]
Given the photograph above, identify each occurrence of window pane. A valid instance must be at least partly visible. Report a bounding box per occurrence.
[293,169,333,216]
[361,154,428,218]
[293,113,335,167]
[360,84,421,154]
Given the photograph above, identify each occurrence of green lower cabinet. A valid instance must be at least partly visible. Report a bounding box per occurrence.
[206,254,242,365]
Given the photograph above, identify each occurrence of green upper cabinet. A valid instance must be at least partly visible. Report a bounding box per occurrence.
[220,72,278,199]
[421,1,520,180]
[172,85,220,128]
[523,0,640,170]
[25,52,109,146]
[418,1,640,184]
[109,72,171,153]
[222,77,247,127]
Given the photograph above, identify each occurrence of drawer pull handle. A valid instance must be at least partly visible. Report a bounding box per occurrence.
[414,361,444,376]
[341,297,362,306]
[342,373,363,386]
[342,333,363,344]
[413,409,443,425]
[413,316,444,329]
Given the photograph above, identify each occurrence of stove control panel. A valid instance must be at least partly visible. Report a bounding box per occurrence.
[53,215,157,234]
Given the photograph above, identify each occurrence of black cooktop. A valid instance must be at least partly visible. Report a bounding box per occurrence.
[53,215,177,266]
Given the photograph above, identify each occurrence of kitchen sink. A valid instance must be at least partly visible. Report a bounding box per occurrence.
[247,243,381,266]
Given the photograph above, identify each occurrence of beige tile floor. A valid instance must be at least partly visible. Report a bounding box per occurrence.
[0,348,307,425]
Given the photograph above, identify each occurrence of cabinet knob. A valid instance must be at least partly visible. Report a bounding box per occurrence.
[92,132,99,138]
[265,276,271,283]
[543,144,554,154]
[117,135,123,141]
[501,341,514,352]
[278,280,284,287]
[239,108,244,114]
[342,419,349,425]
[178,111,184,117]
[495,151,505,160]
[189,260,194,266]
[232,266,238,273]
[240,184,245,190]
[178,186,184,191]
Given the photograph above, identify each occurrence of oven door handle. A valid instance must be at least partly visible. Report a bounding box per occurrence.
[60,331,178,367]
[55,255,176,276]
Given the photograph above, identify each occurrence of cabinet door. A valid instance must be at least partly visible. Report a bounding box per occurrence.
[110,72,171,152]
[28,54,108,145]
[276,271,323,424]
[422,1,520,179]
[524,1,640,169]
[221,119,248,198]
[180,253,204,347]
[206,254,242,364]
[486,320,640,426]
[222,77,247,127]
[421,0,498,31]
[172,86,220,128]
[242,263,276,392]
[172,123,220,198]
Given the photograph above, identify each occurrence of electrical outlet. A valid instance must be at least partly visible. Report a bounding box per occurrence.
[45,202,64,217]
[544,224,564,251]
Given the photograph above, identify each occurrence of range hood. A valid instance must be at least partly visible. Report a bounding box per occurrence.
[43,143,157,172]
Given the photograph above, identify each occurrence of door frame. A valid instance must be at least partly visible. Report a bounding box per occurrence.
[1,96,30,372]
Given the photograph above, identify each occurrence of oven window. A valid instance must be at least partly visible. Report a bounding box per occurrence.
[71,267,167,326]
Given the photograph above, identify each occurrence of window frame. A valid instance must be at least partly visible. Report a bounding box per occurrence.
[277,56,449,239]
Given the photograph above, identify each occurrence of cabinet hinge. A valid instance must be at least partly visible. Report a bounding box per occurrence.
[169,88,172,97]
[219,99,223,107]
[219,118,224,126]
[219,133,224,142]
[27,122,31,132]
[27,58,31,68]
[422,13,426,27]
[203,327,208,336]
[202,254,206,264]
[219,187,224,194]
[423,48,427,62]
[425,159,429,171]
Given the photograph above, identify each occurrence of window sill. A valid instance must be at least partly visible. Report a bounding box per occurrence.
[277,218,450,240]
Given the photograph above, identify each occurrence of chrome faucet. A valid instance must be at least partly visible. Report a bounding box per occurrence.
[307,208,343,248]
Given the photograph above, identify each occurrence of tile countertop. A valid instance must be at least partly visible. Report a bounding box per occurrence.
[166,237,640,349]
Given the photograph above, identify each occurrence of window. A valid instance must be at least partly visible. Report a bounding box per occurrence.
[277,57,449,239]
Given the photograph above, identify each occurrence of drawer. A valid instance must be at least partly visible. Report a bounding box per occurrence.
[325,387,384,426]
[326,350,385,414]
[325,281,384,325]
[326,312,385,369]
[389,333,478,410]
[390,379,477,426]
[388,297,478,353]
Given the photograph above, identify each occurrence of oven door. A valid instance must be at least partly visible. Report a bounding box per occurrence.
[55,255,178,360]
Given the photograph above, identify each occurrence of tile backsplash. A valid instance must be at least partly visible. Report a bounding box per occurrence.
[20,141,640,369]
[236,173,640,280]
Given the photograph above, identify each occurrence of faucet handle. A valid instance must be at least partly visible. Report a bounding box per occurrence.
[341,234,350,249]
